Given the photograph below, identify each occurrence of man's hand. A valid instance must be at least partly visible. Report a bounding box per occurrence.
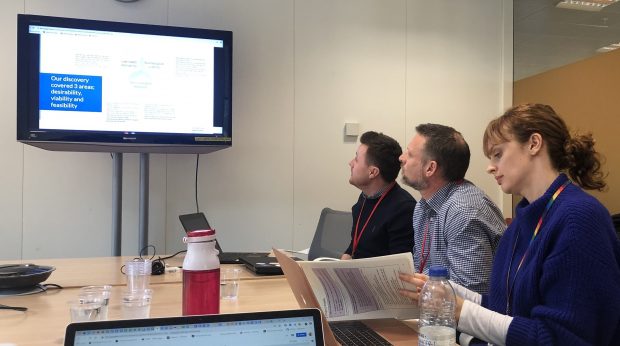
[399,272,465,323]
[398,272,428,303]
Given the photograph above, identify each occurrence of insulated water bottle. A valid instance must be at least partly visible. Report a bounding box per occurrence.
[182,229,220,315]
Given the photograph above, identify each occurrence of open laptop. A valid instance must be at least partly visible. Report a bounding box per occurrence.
[65,309,324,346]
[273,249,418,346]
[179,212,269,264]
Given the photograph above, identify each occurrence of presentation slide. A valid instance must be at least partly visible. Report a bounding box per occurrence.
[33,25,223,135]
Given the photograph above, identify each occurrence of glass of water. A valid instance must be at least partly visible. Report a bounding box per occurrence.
[79,285,112,320]
[68,299,104,322]
[121,289,153,319]
[220,268,241,300]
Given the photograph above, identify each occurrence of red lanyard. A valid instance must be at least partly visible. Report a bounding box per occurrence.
[418,181,463,272]
[505,180,570,314]
[352,182,396,257]
[419,220,431,273]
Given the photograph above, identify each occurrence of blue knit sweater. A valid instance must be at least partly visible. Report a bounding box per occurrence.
[482,174,620,345]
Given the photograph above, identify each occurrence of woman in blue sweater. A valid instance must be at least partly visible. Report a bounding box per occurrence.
[400,103,620,345]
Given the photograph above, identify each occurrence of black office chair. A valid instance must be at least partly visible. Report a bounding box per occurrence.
[307,208,353,260]
[612,213,620,240]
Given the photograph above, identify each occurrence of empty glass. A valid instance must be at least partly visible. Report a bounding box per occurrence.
[125,259,151,292]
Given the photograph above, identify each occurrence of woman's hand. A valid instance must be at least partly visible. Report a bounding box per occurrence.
[398,272,428,303]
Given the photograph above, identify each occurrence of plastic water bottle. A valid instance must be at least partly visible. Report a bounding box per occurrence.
[418,265,456,346]
[182,229,220,315]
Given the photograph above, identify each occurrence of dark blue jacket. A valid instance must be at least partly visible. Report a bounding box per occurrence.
[484,174,620,345]
[345,183,416,259]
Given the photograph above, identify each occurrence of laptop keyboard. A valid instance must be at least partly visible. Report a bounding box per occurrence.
[330,320,393,346]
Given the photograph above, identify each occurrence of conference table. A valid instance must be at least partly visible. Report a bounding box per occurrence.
[0,255,280,289]
[0,255,420,345]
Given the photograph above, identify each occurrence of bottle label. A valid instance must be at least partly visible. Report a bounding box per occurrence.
[418,326,455,346]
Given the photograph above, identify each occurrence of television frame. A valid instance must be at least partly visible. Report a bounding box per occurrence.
[17,14,233,154]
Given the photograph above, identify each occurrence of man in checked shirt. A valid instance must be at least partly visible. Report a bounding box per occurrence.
[399,123,506,294]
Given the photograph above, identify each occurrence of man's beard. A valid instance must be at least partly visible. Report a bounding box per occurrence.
[401,173,427,191]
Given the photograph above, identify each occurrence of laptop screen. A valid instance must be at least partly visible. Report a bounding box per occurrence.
[178,212,224,253]
[178,212,211,233]
[65,309,323,346]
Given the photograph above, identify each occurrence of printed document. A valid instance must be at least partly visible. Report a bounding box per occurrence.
[298,252,419,321]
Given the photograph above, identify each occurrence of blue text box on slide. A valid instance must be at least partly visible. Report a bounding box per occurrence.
[39,73,102,112]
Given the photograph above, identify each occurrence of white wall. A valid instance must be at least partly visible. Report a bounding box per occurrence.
[0,0,25,260]
[0,0,512,260]
[406,1,514,216]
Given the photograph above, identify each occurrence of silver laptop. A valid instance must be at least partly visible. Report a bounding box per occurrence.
[65,309,324,346]
[274,249,418,346]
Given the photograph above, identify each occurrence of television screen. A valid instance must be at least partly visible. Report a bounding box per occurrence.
[17,14,232,153]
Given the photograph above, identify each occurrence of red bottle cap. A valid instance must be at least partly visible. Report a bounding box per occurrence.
[187,229,215,237]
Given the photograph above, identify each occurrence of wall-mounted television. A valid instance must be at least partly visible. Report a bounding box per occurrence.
[17,14,232,154]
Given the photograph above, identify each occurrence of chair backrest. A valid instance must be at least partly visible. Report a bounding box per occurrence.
[307,208,353,260]
[612,213,620,240]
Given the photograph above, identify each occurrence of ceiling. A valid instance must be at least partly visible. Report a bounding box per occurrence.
[514,0,620,80]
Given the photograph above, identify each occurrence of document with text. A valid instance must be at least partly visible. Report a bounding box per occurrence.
[298,253,420,321]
